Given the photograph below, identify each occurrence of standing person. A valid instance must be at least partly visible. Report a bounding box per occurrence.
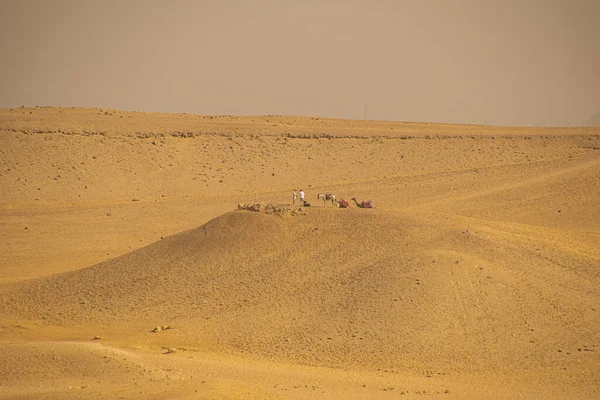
[292,189,297,206]
[299,189,305,206]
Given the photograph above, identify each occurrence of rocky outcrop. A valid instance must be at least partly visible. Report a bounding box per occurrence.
[237,203,305,216]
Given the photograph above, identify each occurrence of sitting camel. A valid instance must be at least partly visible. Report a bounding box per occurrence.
[351,198,375,208]
[338,199,349,208]
[317,193,337,207]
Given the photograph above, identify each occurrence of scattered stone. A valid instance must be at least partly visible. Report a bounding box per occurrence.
[152,325,172,333]
[237,202,303,217]
[165,348,177,354]
[92,336,101,340]
[238,203,263,212]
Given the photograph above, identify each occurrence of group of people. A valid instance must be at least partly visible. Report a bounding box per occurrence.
[292,189,308,207]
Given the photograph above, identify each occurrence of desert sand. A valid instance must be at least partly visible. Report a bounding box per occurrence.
[0,106,599,399]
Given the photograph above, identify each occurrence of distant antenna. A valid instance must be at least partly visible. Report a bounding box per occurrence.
[364,101,368,120]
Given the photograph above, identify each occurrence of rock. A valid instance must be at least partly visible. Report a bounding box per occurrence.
[237,202,305,217]
[237,203,264,212]
[152,325,172,333]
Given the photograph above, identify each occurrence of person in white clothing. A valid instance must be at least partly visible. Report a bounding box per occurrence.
[292,189,297,206]
[299,189,305,205]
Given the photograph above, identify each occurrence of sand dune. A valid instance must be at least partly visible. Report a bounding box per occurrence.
[1,107,599,398]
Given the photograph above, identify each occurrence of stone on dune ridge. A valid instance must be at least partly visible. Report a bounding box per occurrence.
[237,202,305,216]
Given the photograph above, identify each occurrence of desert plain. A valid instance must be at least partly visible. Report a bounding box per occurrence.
[0,106,599,399]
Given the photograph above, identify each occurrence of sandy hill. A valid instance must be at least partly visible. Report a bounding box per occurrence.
[1,207,599,374]
[1,107,599,399]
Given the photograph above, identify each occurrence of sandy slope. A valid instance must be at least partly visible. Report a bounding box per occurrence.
[0,107,599,399]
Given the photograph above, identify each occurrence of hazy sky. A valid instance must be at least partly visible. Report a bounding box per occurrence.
[1,0,598,125]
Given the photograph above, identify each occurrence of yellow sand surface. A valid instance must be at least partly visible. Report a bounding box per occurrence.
[1,107,599,398]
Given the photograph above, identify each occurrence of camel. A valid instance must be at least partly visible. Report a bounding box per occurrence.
[351,198,375,208]
[338,198,349,208]
[317,193,337,207]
